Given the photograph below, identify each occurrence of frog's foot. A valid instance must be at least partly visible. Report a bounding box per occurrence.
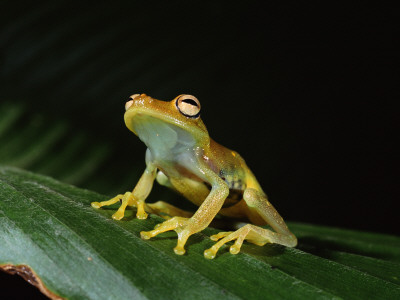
[91,194,123,209]
[140,217,194,255]
[204,224,270,259]
[146,201,193,219]
[91,192,147,220]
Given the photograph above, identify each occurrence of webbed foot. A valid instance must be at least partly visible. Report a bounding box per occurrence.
[91,192,147,220]
[204,224,270,259]
[140,217,194,255]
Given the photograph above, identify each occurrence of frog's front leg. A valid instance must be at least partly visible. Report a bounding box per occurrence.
[204,188,297,259]
[91,162,157,220]
[141,166,229,255]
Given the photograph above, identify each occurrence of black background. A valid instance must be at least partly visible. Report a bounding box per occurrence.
[0,1,398,298]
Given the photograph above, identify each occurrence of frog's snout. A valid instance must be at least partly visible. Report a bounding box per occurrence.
[125,100,134,111]
[125,94,150,111]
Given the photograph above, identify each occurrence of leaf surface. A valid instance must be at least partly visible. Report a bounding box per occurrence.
[1,166,399,299]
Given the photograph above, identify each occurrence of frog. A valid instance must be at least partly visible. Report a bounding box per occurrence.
[91,94,297,259]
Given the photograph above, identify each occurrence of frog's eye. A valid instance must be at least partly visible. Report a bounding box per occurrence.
[125,94,140,111]
[176,95,201,118]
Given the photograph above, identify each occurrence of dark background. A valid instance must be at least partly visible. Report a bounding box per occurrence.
[0,1,398,298]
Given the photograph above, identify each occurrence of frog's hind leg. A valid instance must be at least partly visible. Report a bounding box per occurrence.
[149,171,194,218]
[155,170,175,190]
[204,188,297,259]
[146,201,193,219]
[205,224,276,259]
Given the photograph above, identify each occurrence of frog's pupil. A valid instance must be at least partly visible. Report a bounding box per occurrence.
[182,99,198,107]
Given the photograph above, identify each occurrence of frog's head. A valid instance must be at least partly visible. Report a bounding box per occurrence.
[124,94,209,150]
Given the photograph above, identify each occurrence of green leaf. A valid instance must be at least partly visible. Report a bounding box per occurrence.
[1,166,399,299]
[0,101,141,195]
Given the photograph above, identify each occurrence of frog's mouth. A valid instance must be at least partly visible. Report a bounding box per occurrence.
[129,114,197,152]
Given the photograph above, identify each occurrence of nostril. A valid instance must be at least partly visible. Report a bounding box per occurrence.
[125,100,134,111]
[128,93,141,101]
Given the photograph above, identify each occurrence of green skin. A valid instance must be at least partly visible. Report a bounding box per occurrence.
[91,94,297,259]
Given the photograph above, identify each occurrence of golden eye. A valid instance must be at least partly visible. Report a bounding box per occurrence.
[125,94,140,111]
[176,95,201,118]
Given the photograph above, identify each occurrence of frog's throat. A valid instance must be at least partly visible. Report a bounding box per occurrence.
[124,107,209,144]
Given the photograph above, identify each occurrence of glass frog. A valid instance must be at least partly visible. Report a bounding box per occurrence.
[91,94,297,259]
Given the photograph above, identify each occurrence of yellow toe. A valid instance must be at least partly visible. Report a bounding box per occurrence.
[140,231,152,240]
[210,235,219,241]
[204,248,216,259]
[230,245,240,255]
[136,211,148,220]
[210,232,230,241]
[112,211,124,220]
[91,202,101,208]
[174,246,185,255]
